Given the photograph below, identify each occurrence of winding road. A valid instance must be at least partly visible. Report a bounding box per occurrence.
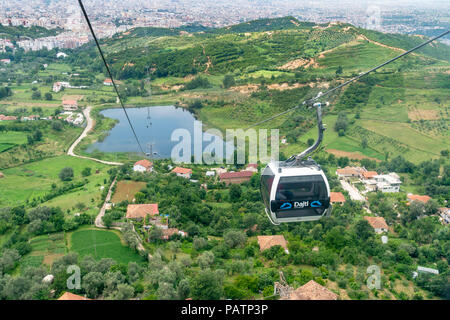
[67,106,124,166]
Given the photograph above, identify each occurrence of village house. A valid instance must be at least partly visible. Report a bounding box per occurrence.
[103,78,113,86]
[413,266,440,279]
[62,99,78,111]
[133,159,153,173]
[52,81,70,92]
[0,58,11,64]
[364,216,389,234]
[126,204,159,220]
[205,171,215,177]
[0,114,17,121]
[407,194,431,204]
[282,280,338,300]
[58,292,91,300]
[21,115,40,121]
[212,167,228,175]
[439,208,449,225]
[373,173,402,193]
[219,171,254,185]
[336,166,366,178]
[257,235,289,254]
[362,171,378,180]
[172,167,192,179]
[330,192,346,205]
[161,228,188,241]
[245,163,259,173]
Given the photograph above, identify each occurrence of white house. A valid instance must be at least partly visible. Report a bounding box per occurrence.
[53,81,70,92]
[374,173,401,193]
[133,160,153,173]
[245,163,259,173]
[172,167,192,179]
[103,78,113,86]
[56,52,68,58]
[413,266,440,279]
[206,171,215,177]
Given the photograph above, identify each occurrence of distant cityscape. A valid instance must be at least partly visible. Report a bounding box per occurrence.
[1,0,449,52]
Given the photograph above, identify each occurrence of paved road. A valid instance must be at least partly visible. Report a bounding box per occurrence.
[67,106,124,166]
[340,179,366,201]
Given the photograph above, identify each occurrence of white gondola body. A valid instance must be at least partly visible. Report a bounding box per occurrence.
[261,161,331,224]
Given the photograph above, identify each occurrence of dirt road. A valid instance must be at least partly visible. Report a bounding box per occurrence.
[67,106,124,166]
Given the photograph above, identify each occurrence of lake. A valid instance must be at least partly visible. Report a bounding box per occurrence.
[86,106,231,160]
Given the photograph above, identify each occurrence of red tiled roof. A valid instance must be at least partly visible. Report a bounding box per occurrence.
[104,78,113,83]
[336,167,361,176]
[126,204,159,219]
[220,171,254,180]
[286,280,338,300]
[63,100,77,105]
[407,194,431,203]
[362,171,378,179]
[330,192,346,203]
[58,292,91,300]
[134,159,153,169]
[0,115,17,121]
[257,235,288,252]
[172,167,192,174]
[364,216,389,230]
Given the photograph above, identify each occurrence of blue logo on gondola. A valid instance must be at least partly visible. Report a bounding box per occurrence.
[280,203,293,210]
[311,201,322,208]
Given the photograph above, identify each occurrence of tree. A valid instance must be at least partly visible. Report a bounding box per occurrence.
[110,283,134,300]
[334,112,349,134]
[361,137,368,149]
[197,251,215,269]
[51,121,63,131]
[82,272,105,298]
[223,74,236,89]
[149,227,163,242]
[229,184,242,202]
[354,219,374,241]
[177,278,191,300]
[336,65,343,75]
[190,270,223,300]
[31,90,41,100]
[44,92,52,101]
[307,138,315,146]
[59,167,74,181]
[223,230,247,248]
[81,167,92,177]
[153,281,176,300]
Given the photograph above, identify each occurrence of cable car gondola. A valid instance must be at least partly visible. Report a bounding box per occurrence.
[261,101,332,225]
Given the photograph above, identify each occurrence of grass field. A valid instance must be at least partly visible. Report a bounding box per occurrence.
[0,156,110,213]
[111,180,147,204]
[69,228,143,264]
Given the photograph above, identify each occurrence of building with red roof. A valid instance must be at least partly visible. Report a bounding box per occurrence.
[58,292,91,300]
[103,78,113,86]
[172,167,192,179]
[133,159,153,173]
[407,194,431,204]
[330,192,346,205]
[219,171,254,184]
[62,99,78,111]
[364,216,389,234]
[126,204,159,220]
